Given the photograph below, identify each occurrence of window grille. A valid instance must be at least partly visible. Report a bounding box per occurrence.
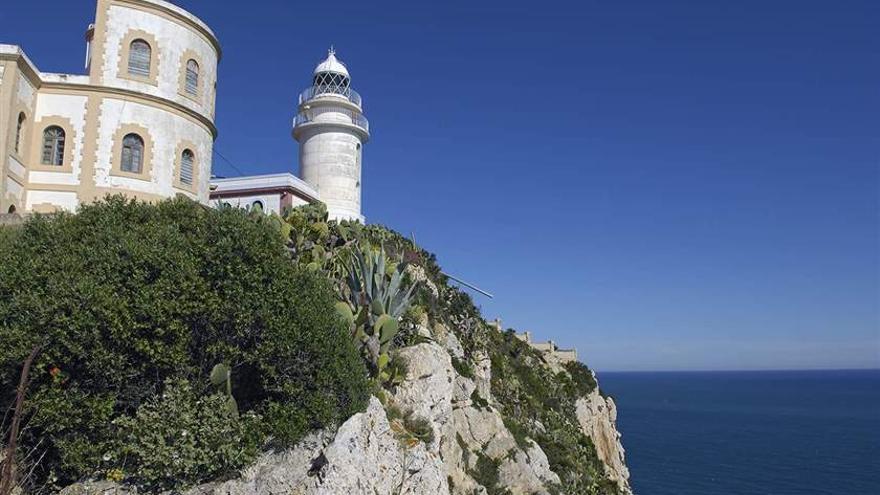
[128,40,151,77]
[121,133,144,173]
[180,149,194,185]
[185,59,199,95]
[41,126,65,166]
[15,113,25,154]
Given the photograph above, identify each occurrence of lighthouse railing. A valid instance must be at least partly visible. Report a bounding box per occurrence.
[299,86,362,107]
[293,107,369,133]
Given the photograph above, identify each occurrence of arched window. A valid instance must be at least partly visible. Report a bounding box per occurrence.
[180,149,194,185]
[128,39,151,77]
[7,205,16,214]
[251,201,264,212]
[41,126,65,166]
[185,59,199,95]
[121,133,145,173]
[15,113,25,154]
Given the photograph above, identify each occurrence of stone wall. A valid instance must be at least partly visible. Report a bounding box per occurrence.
[515,331,579,364]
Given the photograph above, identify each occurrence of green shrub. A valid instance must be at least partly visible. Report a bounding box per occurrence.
[470,452,511,495]
[487,330,620,494]
[563,361,598,397]
[403,414,435,445]
[0,197,368,490]
[451,356,475,379]
[111,378,261,490]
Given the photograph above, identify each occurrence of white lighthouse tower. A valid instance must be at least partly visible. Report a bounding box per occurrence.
[292,48,370,222]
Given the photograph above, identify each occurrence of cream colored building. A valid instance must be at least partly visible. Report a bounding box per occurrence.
[0,0,219,214]
[3,1,370,221]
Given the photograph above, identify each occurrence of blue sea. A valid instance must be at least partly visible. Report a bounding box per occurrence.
[599,370,880,495]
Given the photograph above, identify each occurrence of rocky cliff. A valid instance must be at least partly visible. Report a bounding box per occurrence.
[62,322,632,495]
[53,208,632,495]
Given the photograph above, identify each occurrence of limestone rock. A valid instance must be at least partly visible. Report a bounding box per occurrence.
[575,388,632,494]
[497,446,554,495]
[444,331,465,360]
[472,350,492,402]
[59,340,630,495]
[452,374,476,407]
[59,481,135,494]
[185,430,330,495]
[392,343,455,454]
[406,264,438,299]
[63,397,448,495]
[523,439,561,487]
[453,405,517,460]
[310,396,446,495]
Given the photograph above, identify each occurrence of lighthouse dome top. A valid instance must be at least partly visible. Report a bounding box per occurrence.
[314,48,349,77]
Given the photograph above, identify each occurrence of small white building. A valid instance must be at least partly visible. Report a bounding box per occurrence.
[209,173,318,214]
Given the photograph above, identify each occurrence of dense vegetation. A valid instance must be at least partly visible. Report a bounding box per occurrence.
[0,197,621,494]
[487,330,619,494]
[0,197,368,492]
[283,203,622,495]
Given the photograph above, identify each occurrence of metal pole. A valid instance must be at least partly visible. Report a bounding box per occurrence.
[442,272,494,299]
[410,232,494,299]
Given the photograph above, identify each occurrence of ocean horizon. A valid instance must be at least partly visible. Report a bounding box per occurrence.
[600,369,880,495]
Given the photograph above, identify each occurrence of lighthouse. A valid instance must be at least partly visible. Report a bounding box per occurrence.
[292,48,370,222]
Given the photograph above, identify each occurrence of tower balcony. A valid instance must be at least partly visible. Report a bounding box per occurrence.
[298,85,362,108]
[293,106,370,137]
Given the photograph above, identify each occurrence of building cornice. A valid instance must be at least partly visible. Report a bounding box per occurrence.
[211,173,320,203]
[0,46,41,87]
[292,121,370,142]
[210,185,319,204]
[45,82,217,138]
[111,0,222,60]
[1,45,217,138]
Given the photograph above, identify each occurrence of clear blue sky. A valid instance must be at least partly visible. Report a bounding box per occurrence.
[4,0,878,371]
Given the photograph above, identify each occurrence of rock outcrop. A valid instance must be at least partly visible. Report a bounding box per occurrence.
[391,342,455,454]
[197,396,447,495]
[576,388,632,494]
[61,328,632,495]
[62,398,447,495]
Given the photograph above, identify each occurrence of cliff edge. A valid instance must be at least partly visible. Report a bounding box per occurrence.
[2,200,631,495]
[63,323,632,495]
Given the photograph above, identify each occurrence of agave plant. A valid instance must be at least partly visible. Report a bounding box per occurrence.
[345,245,416,320]
[337,243,418,379]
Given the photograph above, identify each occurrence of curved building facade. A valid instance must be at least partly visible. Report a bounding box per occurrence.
[0,0,219,214]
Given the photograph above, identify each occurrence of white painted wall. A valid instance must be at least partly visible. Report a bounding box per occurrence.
[16,73,34,107]
[211,193,281,214]
[4,177,24,206]
[99,4,218,120]
[288,194,311,209]
[6,155,26,179]
[26,190,78,212]
[94,97,213,200]
[29,93,89,186]
[299,129,363,221]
